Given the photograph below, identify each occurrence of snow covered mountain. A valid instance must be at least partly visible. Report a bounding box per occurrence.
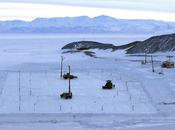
[0,15,175,34]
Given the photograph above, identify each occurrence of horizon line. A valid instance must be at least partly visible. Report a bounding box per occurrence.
[0,15,174,23]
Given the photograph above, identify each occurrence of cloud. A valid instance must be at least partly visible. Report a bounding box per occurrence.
[0,0,174,13]
[0,3,175,22]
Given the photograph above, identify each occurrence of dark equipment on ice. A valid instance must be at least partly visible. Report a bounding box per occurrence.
[60,92,72,99]
[161,61,174,68]
[60,66,73,99]
[63,73,78,80]
[161,56,174,68]
[102,80,115,89]
[63,66,77,80]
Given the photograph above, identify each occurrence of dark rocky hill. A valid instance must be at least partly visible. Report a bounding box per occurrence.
[127,34,175,54]
[62,41,135,51]
[62,41,116,50]
[62,34,175,54]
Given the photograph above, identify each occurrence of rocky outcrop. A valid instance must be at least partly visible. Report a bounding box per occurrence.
[62,41,116,50]
[62,34,175,54]
[62,41,135,51]
[126,34,175,54]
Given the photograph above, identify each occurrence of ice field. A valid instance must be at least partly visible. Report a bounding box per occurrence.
[1,34,175,129]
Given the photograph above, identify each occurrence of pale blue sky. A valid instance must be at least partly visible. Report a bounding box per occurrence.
[0,0,174,12]
[0,0,175,21]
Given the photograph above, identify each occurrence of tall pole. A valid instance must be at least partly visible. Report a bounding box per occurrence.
[60,56,63,78]
[151,55,155,72]
[145,53,147,63]
[68,65,71,94]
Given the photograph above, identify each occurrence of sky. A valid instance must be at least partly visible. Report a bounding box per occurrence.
[0,0,175,22]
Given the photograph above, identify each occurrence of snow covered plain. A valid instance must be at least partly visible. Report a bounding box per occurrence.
[0,34,175,129]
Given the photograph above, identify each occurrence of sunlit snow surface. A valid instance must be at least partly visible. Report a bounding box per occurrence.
[0,34,175,129]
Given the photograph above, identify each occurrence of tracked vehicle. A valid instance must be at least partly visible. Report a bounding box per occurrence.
[102,80,115,89]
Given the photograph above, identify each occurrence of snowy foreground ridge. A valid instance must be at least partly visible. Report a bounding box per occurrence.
[1,113,175,130]
[1,35,175,129]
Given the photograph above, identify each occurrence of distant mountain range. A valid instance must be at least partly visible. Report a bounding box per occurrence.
[62,33,175,54]
[0,15,175,34]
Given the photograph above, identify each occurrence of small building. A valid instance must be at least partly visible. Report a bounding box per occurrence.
[161,60,174,68]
